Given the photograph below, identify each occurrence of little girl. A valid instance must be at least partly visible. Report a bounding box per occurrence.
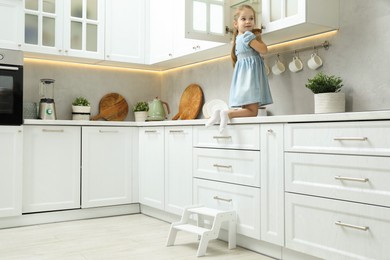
[206,4,272,132]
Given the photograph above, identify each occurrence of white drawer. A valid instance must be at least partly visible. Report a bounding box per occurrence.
[285,121,390,156]
[193,178,260,239]
[193,148,260,187]
[285,153,390,207]
[193,125,260,150]
[286,193,390,260]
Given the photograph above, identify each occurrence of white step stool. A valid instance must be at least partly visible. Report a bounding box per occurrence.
[166,205,236,257]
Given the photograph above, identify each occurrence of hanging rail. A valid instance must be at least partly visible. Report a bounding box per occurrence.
[265,41,330,57]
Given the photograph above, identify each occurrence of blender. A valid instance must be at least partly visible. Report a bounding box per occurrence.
[38,79,56,120]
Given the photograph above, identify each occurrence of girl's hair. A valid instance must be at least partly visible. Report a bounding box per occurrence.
[231,5,257,67]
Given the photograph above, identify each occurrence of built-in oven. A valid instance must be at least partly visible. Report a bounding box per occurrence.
[0,48,23,125]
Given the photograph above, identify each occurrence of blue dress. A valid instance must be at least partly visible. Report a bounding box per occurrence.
[229,31,273,107]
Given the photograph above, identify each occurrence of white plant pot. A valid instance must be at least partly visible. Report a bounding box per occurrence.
[72,105,91,120]
[134,111,148,122]
[314,92,345,114]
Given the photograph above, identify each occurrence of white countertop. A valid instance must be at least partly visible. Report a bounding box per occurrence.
[23,110,390,126]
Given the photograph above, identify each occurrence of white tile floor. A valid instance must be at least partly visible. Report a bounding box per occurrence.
[0,214,274,260]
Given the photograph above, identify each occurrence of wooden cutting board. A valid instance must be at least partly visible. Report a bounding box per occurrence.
[91,93,129,121]
[172,84,203,120]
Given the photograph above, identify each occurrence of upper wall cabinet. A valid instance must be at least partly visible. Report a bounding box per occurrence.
[186,0,339,46]
[23,0,105,60]
[261,0,339,45]
[104,0,145,64]
[146,0,224,65]
[0,0,23,50]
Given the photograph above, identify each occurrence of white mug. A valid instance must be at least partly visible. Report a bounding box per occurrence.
[289,56,303,72]
[307,53,323,70]
[272,59,285,75]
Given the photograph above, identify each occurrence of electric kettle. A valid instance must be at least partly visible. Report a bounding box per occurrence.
[147,97,170,121]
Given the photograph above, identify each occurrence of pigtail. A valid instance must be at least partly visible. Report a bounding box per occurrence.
[231,29,238,68]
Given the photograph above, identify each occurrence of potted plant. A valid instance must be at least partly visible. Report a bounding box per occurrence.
[133,101,149,122]
[72,97,91,120]
[305,72,345,114]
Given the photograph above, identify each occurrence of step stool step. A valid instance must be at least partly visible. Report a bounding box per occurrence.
[187,207,227,217]
[173,224,210,235]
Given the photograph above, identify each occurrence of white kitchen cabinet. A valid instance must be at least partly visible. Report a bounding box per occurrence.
[23,0,105,60]
[146,0,223,64]
[23,125,81,213]
[260,124,284,246]
[0,0,23,50]
[0,126,22,217]
[139,127,165,210]
[81,126,133,208]
[261,0,339,44]
[186,0,339,46]
[164,126,193,215]
[286,193,390,260]
[104,0,145,64]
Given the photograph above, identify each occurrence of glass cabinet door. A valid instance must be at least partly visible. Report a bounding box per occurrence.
[24,0,63,54]
[64,0,104,59]
[262,0,305,34]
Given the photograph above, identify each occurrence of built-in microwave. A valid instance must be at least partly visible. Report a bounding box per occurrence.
[0,48,23,125]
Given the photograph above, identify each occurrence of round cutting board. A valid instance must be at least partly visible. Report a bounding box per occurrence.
[172,84,203,120]
[91,93,129,121]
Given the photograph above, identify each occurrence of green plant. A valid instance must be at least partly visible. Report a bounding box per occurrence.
[133,101,149,112]
[72,97,90,106]
[305,72,343,94]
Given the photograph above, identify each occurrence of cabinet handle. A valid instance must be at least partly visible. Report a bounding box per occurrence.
[335,221,369,231]
[0,65,19,71]
[99,130,118,133]
[213,136,232,139]
[213,196,232,202]
[333,137,368,141]
[267,129,273,133]
[213,164,232,169]
[169,130,184,133]
[42,129,64,133]
[144,130,157,133]
[334,176,369,183]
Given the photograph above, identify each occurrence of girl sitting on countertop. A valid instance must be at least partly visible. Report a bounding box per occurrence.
[206,4,273,133]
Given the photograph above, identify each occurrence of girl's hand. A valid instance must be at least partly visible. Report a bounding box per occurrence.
[252,28,262,35]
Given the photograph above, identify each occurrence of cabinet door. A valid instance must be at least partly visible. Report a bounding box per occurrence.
[23,125,81,213]
[0,0,23,50]
[105,0,145,64]
[139,127,164,209]
[0,126,22,217]
[262,0,305,33]
[23,0,64,55]
[164,126,193,215]
[260,124,284,246]
[185,0,230,43]
[146,0,174,64]
[63,0,105,59]
[81,126,133,208]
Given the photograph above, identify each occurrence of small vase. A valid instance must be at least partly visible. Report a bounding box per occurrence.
[314,92,345,114]
[72,105,91,120]
[134,111,148,122]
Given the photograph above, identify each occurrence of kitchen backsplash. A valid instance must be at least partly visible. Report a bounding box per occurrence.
[24,0,390,120]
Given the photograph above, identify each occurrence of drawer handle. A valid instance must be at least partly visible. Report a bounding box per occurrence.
[213,136,232,139]
[213,196,232,202]
[99,130,119,133]
[169,130,184,133]
[333,137,368,141]
[42,129,64,133]
[335,221,369,231]
[144,130,157,133]
[213,164,232,169]
[334,176,369,183]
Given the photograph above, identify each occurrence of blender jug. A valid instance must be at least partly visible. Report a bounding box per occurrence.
[39,79,56,120]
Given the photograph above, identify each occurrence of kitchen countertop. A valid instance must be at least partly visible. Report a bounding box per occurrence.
[23,110,390,126]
